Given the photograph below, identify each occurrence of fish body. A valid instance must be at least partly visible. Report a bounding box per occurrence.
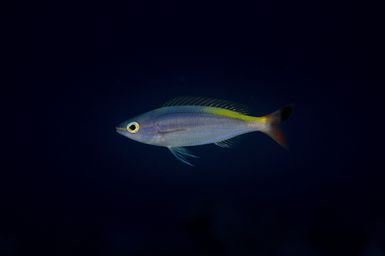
[116,97,292,165]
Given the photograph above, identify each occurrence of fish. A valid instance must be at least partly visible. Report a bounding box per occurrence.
[116,97,293,166]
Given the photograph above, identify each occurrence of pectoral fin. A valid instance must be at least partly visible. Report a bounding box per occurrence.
[158,128,186,135]
[168,147,199,166]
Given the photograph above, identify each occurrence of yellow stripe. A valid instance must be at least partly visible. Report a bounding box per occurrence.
[204,107,267,123]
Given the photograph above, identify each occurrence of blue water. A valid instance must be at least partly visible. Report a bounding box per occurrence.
[5,7,384,256]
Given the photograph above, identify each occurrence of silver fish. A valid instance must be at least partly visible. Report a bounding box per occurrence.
[116,97,292,166]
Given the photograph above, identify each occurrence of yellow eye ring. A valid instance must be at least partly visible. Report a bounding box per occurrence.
[126,121,140,133]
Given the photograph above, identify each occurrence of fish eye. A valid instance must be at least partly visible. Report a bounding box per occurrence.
[127,122,140,133]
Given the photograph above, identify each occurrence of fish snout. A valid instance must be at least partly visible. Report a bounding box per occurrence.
[115,126,127,135]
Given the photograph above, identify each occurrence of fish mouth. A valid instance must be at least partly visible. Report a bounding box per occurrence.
[115,127,127,134]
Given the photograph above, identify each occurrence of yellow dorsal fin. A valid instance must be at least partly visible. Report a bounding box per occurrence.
[162,96,249,114]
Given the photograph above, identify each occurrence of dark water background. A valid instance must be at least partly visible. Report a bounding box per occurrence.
[4,3,384,255]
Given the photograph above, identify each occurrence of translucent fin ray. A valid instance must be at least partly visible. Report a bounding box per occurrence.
[214,138,237,148]
[168,147,199,166]
[162,96,249,114]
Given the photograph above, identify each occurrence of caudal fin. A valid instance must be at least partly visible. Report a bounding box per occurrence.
[262,105,293,148]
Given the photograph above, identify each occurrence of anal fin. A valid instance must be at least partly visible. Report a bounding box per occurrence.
[214,138,237,148]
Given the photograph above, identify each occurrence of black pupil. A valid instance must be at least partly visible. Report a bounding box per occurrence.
[129,124,136,130]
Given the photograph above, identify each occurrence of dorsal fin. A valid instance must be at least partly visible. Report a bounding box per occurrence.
[162,96,249,114]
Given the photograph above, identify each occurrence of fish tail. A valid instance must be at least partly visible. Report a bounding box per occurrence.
[260,105,293,148]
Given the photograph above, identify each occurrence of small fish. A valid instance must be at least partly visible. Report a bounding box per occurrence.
[116,97,292,166]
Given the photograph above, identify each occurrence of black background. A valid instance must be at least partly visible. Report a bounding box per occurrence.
[4,2,385,255]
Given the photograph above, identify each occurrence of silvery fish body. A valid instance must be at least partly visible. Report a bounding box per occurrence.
[116,97,292,166]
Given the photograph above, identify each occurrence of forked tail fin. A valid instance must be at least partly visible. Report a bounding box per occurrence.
[261,105,293,148]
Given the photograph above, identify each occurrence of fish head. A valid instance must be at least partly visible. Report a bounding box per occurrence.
[115,114,161,145]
